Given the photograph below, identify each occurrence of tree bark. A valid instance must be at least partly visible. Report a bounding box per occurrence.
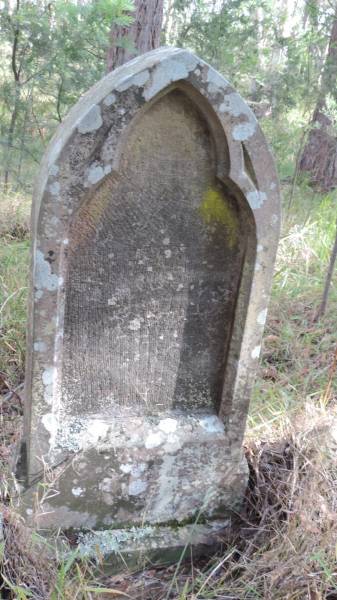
[300,9,337,191]
[4,84,20,192]
[4,0,21,192]
[106,0,164,72]
[314,219,337,320]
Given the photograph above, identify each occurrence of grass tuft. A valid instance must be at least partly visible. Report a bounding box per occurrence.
[0,193,31,242]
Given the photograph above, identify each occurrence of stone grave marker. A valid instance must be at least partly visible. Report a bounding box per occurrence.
[19,47,280,563]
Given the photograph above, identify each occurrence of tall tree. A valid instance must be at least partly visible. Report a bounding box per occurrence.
[0,0,132,193]
[1,0,53,191]
[300,6,337,190]
[106,0,164,72]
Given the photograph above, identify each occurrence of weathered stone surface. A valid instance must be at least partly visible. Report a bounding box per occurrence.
[63,89,244,416]
[20,413,247,529]
[75,521,231,572]
[19,47,280,557]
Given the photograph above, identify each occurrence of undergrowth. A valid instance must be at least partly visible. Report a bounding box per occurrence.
[0,193,30,393]
[249,188,337,440]
[0,185,336,599]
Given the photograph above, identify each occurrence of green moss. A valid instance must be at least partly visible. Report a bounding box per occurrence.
[199,186,238,248]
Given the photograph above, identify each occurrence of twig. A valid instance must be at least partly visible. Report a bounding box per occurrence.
[0,287,27,326]
[314,218,337,321]
[2,382,24,407]
[193,548,236,599]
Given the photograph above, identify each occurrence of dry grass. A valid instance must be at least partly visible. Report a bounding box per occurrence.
[0,193,30,242]
[223,410,337,600]
[115,408,337,599]
[1,508,56,599]
[0,193,30,391]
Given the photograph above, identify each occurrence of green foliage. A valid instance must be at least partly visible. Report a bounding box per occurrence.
[0,193,30,387]
[0,0,336,198]
[0,0,134,192]
[249,190,337,436]
[165,0,337,195]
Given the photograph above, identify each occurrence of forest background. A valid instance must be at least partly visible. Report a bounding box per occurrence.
[1,1,337,598]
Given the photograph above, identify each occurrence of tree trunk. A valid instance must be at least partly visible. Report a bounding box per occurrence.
[3,0,21,192]
[16,90,30,188]
[4,82,20,193]
[106,0,164,72]
[314,219,337,320]
[300,9,337,190]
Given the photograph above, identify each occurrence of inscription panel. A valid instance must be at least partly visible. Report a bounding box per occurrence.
[62,90,246,414]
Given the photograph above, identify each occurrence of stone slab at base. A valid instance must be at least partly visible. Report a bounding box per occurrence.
[75,520,232,572]
[17,413,248,531]
[15,426,246,571]
[8,517,234,574]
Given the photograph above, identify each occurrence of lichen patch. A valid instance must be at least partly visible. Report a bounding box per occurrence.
[35,250,60,293]
[77,105,103,134]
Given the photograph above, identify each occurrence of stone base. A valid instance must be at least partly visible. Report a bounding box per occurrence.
[75,520,232,572]
[7,516,234,574]
[18,412,248,531]
[16,411,248,570]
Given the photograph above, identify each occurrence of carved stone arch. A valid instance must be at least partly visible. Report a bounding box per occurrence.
[21,48,280,545]
[59,79,257,421]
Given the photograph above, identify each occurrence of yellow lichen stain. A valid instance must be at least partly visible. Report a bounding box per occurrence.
[199,187,238,248]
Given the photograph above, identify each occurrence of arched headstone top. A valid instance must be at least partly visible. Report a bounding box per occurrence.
[34,47,279,237]
[22,48,280,546]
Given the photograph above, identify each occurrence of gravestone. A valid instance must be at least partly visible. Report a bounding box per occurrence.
[19,47,280,563]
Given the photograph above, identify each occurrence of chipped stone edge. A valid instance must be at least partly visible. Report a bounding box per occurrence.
[19,519,232,574]
[74,520,231,570]
[31,46,274,234]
